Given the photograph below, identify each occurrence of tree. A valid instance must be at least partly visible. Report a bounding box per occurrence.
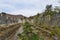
[17,21,40,40]
[46,5,52,11]
[44,5,53,16]
[54,6,60,13]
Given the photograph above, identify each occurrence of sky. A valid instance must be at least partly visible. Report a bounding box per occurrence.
[0,0,60,17]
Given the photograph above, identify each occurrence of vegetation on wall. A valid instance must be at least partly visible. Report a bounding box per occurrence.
[17,5,60,40]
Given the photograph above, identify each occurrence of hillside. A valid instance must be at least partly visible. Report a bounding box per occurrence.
[18,5,60,40]
[0,12,26,24]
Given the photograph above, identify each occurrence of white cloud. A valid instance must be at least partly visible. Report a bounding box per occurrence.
[0,0,60,17]
[0,4,14,8]
[10,9,42,17]
[0,3,17,12]
[1,0,43,8]
[0,0,44,17]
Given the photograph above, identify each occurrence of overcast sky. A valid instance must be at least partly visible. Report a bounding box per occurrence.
[0,0,60,17]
